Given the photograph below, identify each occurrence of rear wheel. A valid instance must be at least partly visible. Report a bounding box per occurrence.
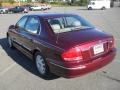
[0,11,4,14]
[101,7,106,10]
[88,7,92,10]
[9,11,13,14]
[34,52,51,77]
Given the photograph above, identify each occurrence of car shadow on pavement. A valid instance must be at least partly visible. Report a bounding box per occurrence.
[0,38,59,80]
[77,8,88,11]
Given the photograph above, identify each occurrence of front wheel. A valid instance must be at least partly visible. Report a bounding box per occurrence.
[35,52,50,77]
[7,36,14,48]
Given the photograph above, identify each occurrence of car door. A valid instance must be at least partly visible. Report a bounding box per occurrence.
[13,7,17,13]
[12,16,28,50]
[20,16,41,57]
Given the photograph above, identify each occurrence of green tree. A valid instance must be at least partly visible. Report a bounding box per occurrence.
[8,0,14,4]
[0,0,2,6]
[37,0,47,3]
[27,0,32,3]
[79,0,88,6]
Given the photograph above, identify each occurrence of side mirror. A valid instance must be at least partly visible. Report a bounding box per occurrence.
[9,25,15,29]
[9,25,19,29]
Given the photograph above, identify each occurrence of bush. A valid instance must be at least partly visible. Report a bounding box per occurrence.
[68,0,88,6]
[2,0,14,4]
[27,0,31,3]
[50,2,70,6]
[8,0,14,4]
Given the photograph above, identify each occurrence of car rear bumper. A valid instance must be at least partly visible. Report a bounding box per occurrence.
[48,48,116,78]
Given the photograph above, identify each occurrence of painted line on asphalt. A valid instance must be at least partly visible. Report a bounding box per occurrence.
[0,63,16,77]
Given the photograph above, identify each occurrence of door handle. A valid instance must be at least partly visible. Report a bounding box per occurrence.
[21,35,25,38]
[13,37,16,40]
[20,34,25,38]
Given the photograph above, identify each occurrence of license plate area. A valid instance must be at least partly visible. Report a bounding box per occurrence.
[93,43,104,55]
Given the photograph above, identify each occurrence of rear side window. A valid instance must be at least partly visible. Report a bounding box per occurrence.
[48,17,65,29]
[25,17,40,34]
[16,16,28,29]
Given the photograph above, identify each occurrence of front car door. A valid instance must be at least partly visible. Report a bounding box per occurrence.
[20,16,41,58]
[11,16,28,49]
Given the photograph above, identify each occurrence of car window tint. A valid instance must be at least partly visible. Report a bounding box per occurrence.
[25,17,40,34]
[65,16,82,27]
[48,17,65,31]
[17,16,28,29]
[47,15,94,34]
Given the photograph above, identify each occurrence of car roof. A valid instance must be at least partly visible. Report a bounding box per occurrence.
[27,12,77,18]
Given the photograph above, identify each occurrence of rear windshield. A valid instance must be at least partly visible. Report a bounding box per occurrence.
[47,15,94,34]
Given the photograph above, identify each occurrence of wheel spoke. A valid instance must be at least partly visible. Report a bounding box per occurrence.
[36,55,46,75]
[8,37,12,47]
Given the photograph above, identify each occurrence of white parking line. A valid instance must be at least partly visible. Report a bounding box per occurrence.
[0,63,16,77]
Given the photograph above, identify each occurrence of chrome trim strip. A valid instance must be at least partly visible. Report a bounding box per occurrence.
[13,40,31,51]
[50,62,86,70]
[13,39,22,45]
[33,40,65,51]
[22,45,31,51]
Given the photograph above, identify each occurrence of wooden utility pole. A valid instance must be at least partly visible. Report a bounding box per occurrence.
[18,0,21,6]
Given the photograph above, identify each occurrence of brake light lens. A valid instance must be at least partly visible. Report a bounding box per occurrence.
[61,46,83,61]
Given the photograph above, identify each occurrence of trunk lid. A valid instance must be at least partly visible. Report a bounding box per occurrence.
[57,28,114,60]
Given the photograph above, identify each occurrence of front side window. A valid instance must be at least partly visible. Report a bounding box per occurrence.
[25,17,40,34]
[47,15,94,34]
[89,2,95,5]
[16,16,28,29]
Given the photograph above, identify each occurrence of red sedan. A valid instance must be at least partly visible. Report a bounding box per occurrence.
[7,13,116,78]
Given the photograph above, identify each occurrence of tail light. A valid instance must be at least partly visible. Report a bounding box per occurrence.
[61,46,83,61]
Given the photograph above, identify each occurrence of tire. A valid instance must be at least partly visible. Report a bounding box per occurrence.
[1,11,4,14]
[88,7,92,10]
[7,35,14,48]
[101,7,105,10]
[34,52,50,78]
[9,11,13,14]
